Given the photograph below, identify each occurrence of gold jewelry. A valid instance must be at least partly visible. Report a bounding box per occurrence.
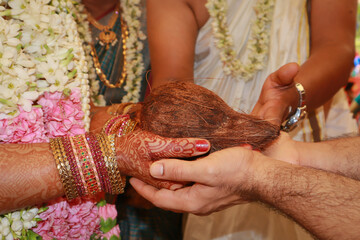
[86,4,120,48]
[89,13,128,89]
[50,138,78,200]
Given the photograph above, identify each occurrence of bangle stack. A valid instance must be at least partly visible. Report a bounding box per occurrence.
[50,114,138,200]
[102,114,137,136]
[50,132,126,200]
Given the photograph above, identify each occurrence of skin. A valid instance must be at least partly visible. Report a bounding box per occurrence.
[81,0,118,19]
[146,0,357,125]
[131,133,360,240]
[0,130,209,214]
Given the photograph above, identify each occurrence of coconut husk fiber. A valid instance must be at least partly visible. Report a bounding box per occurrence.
[140,81,280,152]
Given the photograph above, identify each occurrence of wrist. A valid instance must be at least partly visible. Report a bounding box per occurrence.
[250,156,294,204]
[281,83,307,132]
[243,152,273,201]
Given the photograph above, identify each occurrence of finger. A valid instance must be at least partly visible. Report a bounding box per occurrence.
[130,177,188,212]
[124,159,184,190]
[147,135,211,159]
[271,62,299,87]
[149,158,218,185]
[251,102,262,116]
[260,104,289,126]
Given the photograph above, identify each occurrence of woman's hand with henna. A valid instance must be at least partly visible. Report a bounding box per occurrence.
[115,130,211,189]
[251,62,300,126]
[89,104,112,133]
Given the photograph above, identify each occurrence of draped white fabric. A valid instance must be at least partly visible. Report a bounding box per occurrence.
[184,0,357,239]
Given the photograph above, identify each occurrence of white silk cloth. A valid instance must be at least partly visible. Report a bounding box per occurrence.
[184,0,357,239]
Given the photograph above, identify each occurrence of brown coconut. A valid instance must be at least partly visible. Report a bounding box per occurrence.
[140,81,280,152]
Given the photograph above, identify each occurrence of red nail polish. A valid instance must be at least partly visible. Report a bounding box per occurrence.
[239,144,252,150]
[195,140,209,152]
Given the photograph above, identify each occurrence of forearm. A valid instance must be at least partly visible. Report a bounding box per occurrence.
[146,0,202,89]
[254,156,360,240]
[0,143,63,214]
[296,136,360,180]
[294,0,356,111]
[295,43,354,111]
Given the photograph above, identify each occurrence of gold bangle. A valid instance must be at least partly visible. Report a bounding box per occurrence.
[50,138,78,200]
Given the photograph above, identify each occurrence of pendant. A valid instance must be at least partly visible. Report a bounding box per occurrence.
[99,30,117,49]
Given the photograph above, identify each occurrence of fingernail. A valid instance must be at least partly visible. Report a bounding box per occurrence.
[150,163,164,177]
[195,140,209,152]
[240,144,252,150]
[170,184,183,190]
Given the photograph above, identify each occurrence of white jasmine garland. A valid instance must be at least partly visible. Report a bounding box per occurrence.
[72,0,106,107]
[120,0,146,103]
[0,0,91,127]
[206,0,275,81]
[0,208,42,240]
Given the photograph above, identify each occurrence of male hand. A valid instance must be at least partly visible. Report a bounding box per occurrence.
[252,62,300,126]
[116,130,211,190]
[263,131,300,165]
[130,146,261,215]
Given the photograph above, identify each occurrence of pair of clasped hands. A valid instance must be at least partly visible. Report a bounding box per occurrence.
[89,63,300,214]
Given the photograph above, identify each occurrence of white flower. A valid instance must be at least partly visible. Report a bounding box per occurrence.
[11,220,23,232]
[206,0,274,81]
[10,211,21,221]
[5,233,13,240]
[22,208,38,222]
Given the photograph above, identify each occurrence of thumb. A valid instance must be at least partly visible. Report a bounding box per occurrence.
[150,159,207,183]
[150,137,210,159]
[272,62,299,87]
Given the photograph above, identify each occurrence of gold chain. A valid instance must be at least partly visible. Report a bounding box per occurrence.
[88,6,129,89]
[86,4,120,48]
[86,4,120,31]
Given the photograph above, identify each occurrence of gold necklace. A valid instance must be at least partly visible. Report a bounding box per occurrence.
[86,5,129,88]
[86,4,120,49]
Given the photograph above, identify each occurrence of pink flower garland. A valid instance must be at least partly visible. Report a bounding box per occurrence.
[38,89,85,138]
[0,89,85,144]
[0,107,47,143]
[33,197,101,240]
[0,89,121,239]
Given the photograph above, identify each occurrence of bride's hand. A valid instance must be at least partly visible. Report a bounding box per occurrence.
[116,130,211,189]
[89,104,112,133]
[90,103,141,133]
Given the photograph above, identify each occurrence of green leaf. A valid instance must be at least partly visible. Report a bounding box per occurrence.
[26,230,42,240]
[100,218,117,233]
[110,235,120,240]
[97,199,107,207]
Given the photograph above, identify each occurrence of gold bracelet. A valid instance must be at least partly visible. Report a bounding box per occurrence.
[50,138,78,200]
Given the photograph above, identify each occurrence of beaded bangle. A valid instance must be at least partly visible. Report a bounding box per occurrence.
[102,114,137,137]
[86,133,112,193]
[61,136,87,197]
[71,134,102,195]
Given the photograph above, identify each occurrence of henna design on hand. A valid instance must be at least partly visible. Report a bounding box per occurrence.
[115,130,206,189]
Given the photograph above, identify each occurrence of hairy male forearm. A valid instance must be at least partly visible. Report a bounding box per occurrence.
[297,136,360,180]
[254,158,360,240]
